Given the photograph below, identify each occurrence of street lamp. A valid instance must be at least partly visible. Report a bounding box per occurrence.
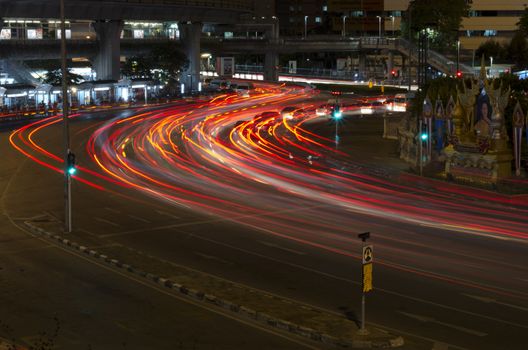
[60,0,72,233]
[490,56,493,78]
[376,16,382,38]
[187,73,193,94]
[456,39,460,76]
[342,15,348,37]
[389,15,395,37]
[304,15,308,39]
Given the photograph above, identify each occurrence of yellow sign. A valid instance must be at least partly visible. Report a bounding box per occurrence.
[363,263,373,293]
[381,85,385,94]
[368,80,373,89]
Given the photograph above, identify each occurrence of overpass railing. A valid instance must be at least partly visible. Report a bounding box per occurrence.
[84,0,253,10]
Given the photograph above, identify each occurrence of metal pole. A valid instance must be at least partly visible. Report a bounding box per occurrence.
[335,119,338,149]
[361,293,366,331]
[144,86,147,105]
[408,8,412,91]
[60,0,72,233]
[456,40,460,74]
[419,119,423,176]
[304,16,308,39]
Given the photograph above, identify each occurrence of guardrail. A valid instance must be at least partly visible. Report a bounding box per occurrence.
[80,0,253,10]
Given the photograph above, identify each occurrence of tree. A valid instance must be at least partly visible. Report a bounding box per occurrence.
[121,55,153,79]
[517,6,528,36]
[508,31,528,70]
[401,0,470,49]
[475,40,508,64]
[122,43,188,84]
[43,69,84,85]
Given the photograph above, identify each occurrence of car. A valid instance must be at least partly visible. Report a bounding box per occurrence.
[316,104,331,117]
[234,82,254,97]
[252,111,280,132]
[281,106,305,120]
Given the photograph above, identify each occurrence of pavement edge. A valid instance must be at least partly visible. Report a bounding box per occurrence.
[23,221,404,349]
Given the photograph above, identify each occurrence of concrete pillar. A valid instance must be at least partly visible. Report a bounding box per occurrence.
[264,52,278,81]
[179,22,202,93]
[264,21,279,41]
[387,51,394,77]
[92,20,123,81]
[358,54,366,79]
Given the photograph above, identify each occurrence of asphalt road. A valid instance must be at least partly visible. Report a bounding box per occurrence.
[0,108,321,350]
[4,91,528,350]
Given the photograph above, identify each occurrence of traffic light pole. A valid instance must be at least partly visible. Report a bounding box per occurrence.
[419,119,423,176]
[60,0,72,233]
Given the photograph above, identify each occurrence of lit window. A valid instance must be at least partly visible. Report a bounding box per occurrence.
[315,17,321,23]
[484,30,497,37]
[323,5,328,11]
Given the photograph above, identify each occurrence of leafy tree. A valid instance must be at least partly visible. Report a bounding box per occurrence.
[475,40,508,64]
[121,55,153,79]
[43,69,84,85]
[517,6,528,36]
[401,0,470,49]
[122,43,188,84]
[508,31,528,70]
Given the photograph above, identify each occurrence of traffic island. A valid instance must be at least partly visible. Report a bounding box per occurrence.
[22,219,404,348]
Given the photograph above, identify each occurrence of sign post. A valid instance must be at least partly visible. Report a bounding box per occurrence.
[358,232,372,335]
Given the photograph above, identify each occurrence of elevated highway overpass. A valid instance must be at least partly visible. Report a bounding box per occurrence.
[0,34,474,84]
[0,0,255,89]
[0,0,252,23]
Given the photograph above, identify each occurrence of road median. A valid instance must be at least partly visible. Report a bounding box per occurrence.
[23,219,404,349]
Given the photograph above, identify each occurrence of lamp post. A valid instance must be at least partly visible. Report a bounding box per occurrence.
[342,15,348,37]
[187,73,192,95]
[490,56,493,78]
[456,39,460,76]
[390,15,395,37]
[304,15,308,39]
[60,0,72,233]
[376,16,382,38]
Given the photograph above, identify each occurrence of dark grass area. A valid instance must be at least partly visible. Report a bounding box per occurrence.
[301,114,528,195]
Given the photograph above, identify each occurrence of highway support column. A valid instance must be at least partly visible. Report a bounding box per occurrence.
[264,52,278,82]
[179,22,202,93]
[387,51,394,79]
[92,20,123,81]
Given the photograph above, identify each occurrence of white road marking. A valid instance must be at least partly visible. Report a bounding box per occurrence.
[462,293,528,312]
[398,311,488,337]
[258,241,306,255]
[156,210,180,220]
[127,214,151,223]
[24,232,320,350]
[94,217,120,227]
[194,252,232,265]
[104,207,121,214]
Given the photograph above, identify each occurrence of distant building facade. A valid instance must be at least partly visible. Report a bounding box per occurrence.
[384,0,527,49]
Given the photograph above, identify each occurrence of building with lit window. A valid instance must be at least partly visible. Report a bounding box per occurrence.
[384,0,527,49]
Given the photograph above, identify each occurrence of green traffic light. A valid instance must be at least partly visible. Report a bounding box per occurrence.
[421,133,428,141]
[68,167,76,175]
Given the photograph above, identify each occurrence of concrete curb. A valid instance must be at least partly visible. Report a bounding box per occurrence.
[24,221,404,348]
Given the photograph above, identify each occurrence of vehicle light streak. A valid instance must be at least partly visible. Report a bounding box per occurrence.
[9,84,528,299]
